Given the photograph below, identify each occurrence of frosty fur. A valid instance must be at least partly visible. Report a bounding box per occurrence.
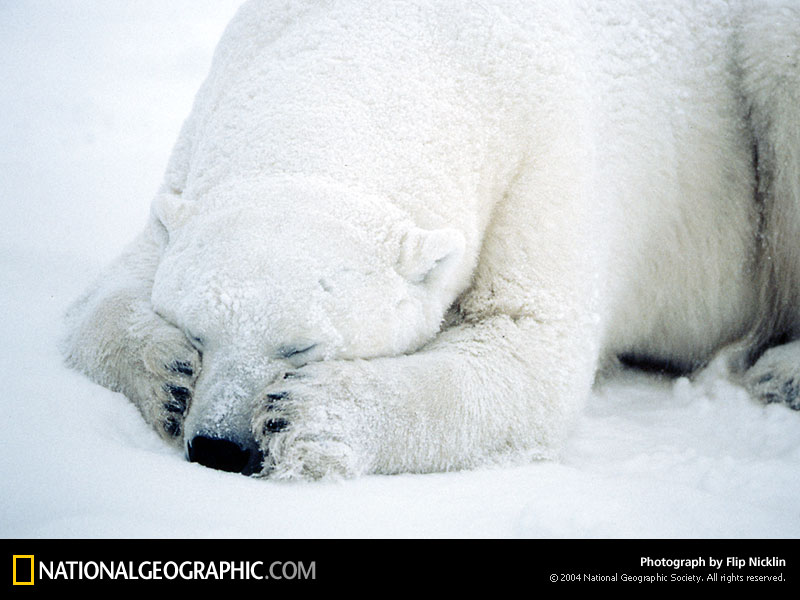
[62,0,800,480]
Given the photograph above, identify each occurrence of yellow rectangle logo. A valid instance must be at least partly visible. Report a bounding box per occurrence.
[13,555,34,585]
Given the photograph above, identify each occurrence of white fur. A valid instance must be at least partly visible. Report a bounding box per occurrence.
[63,0,800,479]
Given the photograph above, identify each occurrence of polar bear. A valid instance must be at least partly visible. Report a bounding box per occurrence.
[62,0,800,479]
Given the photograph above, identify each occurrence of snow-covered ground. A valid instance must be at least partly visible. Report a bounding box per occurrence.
[2,1,799,539]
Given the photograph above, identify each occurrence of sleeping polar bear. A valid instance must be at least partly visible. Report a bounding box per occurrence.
[63,0,800,479]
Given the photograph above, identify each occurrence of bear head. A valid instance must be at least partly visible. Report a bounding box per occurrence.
[148,178,466,470]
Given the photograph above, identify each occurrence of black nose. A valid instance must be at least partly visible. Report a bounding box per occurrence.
[187,435,264,475]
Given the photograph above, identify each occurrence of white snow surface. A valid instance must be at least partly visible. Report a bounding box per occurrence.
[2,1,799,539]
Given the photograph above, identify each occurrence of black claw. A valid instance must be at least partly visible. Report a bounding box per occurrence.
[283,371,304,380]
[164,398,186,414]
[781,379,799,405]
[264,392,288,410]
[163,416,182,437]
[263,418,289,434]
[168,361,194,376]
[165,384,191,404]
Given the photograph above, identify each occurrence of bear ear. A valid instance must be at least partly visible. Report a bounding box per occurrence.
[151,192,193,235]
[397,227,465,286]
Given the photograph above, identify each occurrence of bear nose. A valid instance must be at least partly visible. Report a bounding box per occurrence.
[187,435,264,475]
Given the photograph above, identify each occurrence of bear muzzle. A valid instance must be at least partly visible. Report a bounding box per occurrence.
[182,361,279,475]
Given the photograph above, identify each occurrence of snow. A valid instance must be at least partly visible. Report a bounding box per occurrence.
[2,1,799,539]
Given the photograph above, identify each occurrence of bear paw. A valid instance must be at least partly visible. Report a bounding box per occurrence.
[747,371,800,410]
[129,321,201,444]
[745,343,800,410]
[252,363,375,480]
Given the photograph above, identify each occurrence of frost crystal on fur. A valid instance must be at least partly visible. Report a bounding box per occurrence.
[63,0,800,480]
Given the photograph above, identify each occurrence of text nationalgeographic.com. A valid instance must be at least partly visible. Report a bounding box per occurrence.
[31,560,315,582]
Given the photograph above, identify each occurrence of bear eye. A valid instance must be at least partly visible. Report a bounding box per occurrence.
[277,343,318,360]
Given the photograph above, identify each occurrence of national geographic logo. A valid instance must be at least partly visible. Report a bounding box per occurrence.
[12,555,34,586]
[9,555,315,584]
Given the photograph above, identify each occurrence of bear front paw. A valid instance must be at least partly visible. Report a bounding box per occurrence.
[252,365,373,480]
[131,326,201,444]
[745,343,800,411]
[747,371,800,410]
